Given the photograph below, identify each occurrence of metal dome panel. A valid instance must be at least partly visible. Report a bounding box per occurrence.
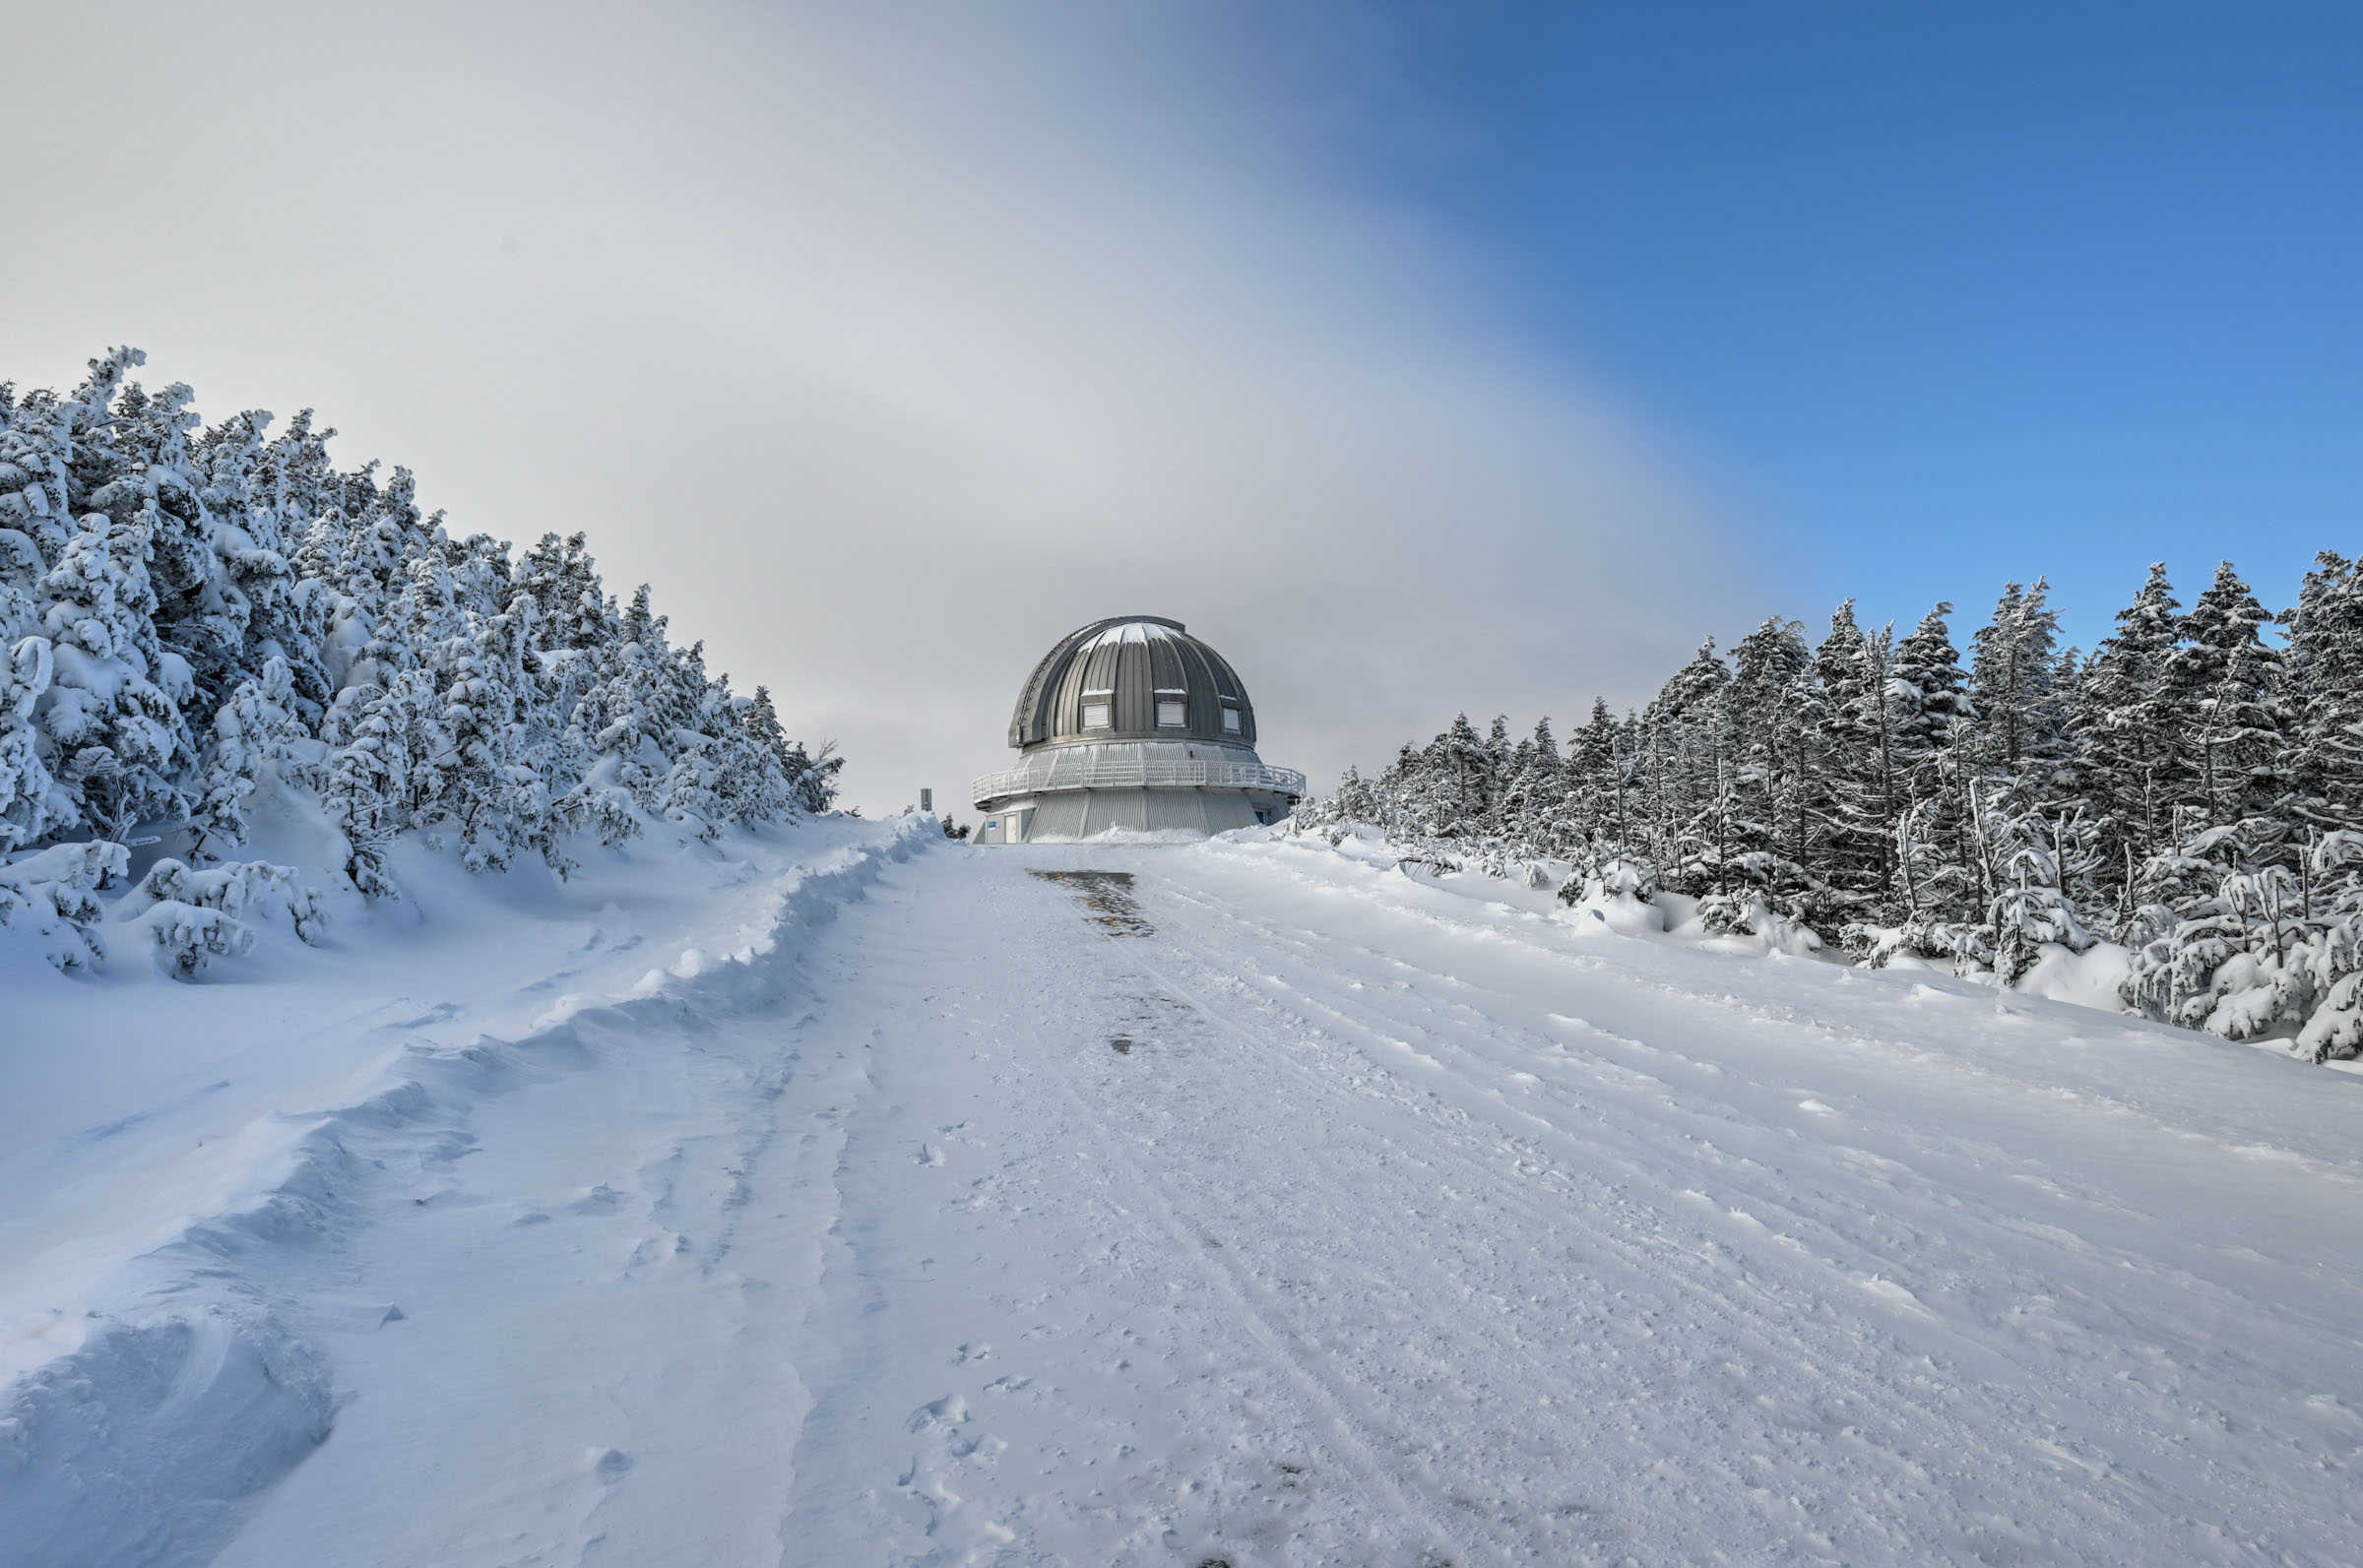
[1007,616,1257,749]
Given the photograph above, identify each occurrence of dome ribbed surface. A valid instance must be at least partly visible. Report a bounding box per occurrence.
[1007,616,1256,749]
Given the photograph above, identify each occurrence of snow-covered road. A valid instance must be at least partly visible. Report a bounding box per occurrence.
[20,829,2363,1566]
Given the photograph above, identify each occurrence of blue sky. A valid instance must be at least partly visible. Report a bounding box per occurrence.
[11,3,2356,804]
[1223,2,2363,650]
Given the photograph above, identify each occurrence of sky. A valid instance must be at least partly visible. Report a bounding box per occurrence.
[4,2,2356,815]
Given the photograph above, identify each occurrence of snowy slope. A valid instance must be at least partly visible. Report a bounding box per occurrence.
[0,815,933,1567]
[10,826,2363,1566]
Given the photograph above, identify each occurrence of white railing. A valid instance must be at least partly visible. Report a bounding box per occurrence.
[973,754,1306,806]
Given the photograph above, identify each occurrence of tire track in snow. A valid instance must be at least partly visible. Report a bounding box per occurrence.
[1058,882,1988,1561]
[1030,886,1479,1567]
[1159,867,2363,1393]
[1118,886,2100,1563]
[1132,856,2363,1566]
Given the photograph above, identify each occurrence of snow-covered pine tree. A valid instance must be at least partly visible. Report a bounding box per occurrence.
[781,738,843,815]
[1423,713,1494,841]
[2283,552,2363,839]
[1563,698,1626,857]
[2278,558,2363,1055]
[318,669,432,900]
[1645,639,1728,895]
[730,684,799,820]
[2296,831,2363,1061]
[34,507,192,842]
[2074,563,2186,922]
[2174,562,2288,834]
[585,586,678,811]
[1969,578,2064,781]
[1700,616,1814,929]
[1329,763,1378,825]
[1887,602,1980,932]
[1813,603,1897,921]
[1482,714,1513,836]
[189,655,306,858]
[1490,717,1561,860]
[437,585,544,873]
[0,635,64,851]
[1984,793,2095,985]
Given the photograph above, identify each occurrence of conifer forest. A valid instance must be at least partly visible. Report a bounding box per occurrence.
[0,350,839,973]
[1303,563,2363,1061]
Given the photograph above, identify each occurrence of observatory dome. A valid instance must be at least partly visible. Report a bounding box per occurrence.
[1008,616,1256,749]
[973,616,1302,844]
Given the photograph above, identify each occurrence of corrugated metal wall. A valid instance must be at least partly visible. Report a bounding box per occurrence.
[982,788,1275,843]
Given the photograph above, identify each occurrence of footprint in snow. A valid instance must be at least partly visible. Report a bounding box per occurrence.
[907,1394,968,1432]
[567,1182,628,1215]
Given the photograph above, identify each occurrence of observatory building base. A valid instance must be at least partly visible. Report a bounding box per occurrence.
[976,786,1295,846]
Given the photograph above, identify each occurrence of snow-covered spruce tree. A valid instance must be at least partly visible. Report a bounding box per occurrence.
[790,740,842,815]
[1879,603,1987,961]
[727,684,800,821]
[2073,563,2187,925]
[189,654,307,858]
[2122,819,2316,1042]
[516,531,614,656]
[2296,830,2363,1061]
[0,349,838,970]
[1697,616,1816,935]
[1814,603,1900,925]
[0,636,65,852]
[35,494,193,843]
[1494,717,1562,863]
[1984,794,2096,986]
[2175,562,2288,835]
[1970,579,2067,784]
[1646,639,1730,895]
[318,668,430,900]
[1429,713,1496,843]
[2284,552,2363,841]
[2278,557,2363,1055]
[584,585,677,813]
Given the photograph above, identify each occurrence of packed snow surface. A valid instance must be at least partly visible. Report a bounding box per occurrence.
[9,824,2363,1565]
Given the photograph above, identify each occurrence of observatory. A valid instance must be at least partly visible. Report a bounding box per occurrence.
[971,616,1305,845]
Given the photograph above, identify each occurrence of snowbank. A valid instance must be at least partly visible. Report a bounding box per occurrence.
[2017,938,2137,1014]
[0,814,935,1568]
[1258,823,2163,1021]
[1024,826,1210,846]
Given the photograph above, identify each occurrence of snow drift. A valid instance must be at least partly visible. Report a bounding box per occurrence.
[0,814,935,1567]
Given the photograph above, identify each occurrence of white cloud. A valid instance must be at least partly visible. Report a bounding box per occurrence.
[3,1,1765,812]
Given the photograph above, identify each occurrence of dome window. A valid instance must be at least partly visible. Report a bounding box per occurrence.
[1220,697,1242,734]
[1155,688,1187,727]
[1082,688,1114,729]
